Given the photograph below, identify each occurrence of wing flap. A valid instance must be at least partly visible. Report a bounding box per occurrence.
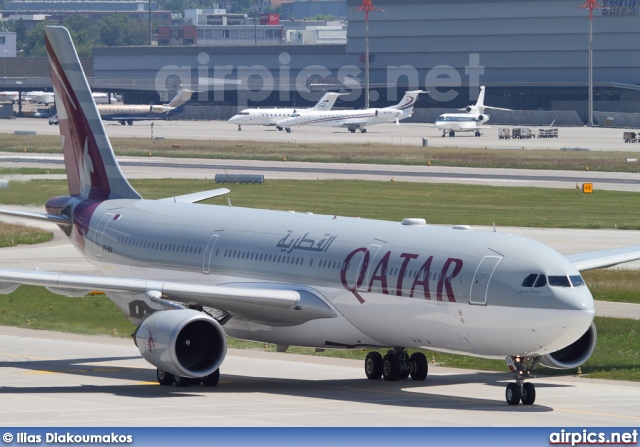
[567,246,640,271]
[159,188,230,204]
[0,269,335,326]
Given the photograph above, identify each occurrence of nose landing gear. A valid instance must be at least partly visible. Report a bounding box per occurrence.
[505,355,539,405]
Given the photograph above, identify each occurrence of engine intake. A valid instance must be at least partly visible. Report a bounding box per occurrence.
[540,323,597,369]
[135,309,227,378]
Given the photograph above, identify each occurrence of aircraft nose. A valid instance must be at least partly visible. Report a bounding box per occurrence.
[228,116,239,123]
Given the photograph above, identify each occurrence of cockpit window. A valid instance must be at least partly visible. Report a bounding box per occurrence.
[570,275,585,287]
[521,274,547,288]
[548,275,571,287]
[521,274,537,287]
[534,274,547,287]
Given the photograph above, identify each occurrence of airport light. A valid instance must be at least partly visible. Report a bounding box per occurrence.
[579,0,603,127]
[354,0,383,109]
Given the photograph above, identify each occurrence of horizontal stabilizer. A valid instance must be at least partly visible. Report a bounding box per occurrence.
[159,188,230,204]
[0,269,336,326]
[0,208,71,225]
[567,246,640,271]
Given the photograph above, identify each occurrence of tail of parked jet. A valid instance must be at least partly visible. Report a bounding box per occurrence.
[465,86,486,115]
[310,92,343,111]
[45,26,141,201]
[388,90,425,120]
[168,88,194,108]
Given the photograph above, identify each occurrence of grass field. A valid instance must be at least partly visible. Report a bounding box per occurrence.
[2,177,640,229]
[0,222,53,248]
[3,133,640,172]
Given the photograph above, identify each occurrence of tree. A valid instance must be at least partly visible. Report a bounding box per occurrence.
[96,13,148,47]
[63,15,97,57]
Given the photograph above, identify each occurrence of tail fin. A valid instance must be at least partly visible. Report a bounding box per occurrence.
[389,90,425,119]
[472,86,486,114]
[45,26,141,201]
[168,88,194,108]
[311,92,343,111]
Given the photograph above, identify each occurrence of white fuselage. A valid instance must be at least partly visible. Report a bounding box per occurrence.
[276,109,402,129]
[74,199,595,359]
[435,114,489,132]
[228,108,300,127]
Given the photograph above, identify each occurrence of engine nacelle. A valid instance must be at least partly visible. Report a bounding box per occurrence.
[375,109,402,118]
[465,106,473,113]
[135,309,227,378]
[540,323,597,369]
[477,114,486,122]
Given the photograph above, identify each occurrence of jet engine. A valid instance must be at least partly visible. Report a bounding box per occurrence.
[540,323,597,369]
[375,109,402,118]
[135,309,227,378]
[476,114,486,122]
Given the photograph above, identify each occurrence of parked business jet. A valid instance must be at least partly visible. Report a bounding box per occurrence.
[98,88,193,125]
[228,92,344,131]
[435,86,510,137]
[2,27,640,406]
[276,90,425,133]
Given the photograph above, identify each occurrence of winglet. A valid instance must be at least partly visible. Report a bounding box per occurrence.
[45,26,141,201]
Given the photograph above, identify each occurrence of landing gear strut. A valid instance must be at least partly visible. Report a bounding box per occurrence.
[505,355,539,405]
[364,349,428,381]
[237,125,242,131]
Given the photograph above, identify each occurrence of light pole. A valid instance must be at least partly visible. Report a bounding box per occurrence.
[354,0,383,109]
[579,0,602,127]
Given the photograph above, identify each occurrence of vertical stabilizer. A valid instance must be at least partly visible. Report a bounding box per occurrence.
[389,90,425,119]
[311,92,343,111]
[168,89,194,108]
[474,86,486,114]
[45,26,141,201]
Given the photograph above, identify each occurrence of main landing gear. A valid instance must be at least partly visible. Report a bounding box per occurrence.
[156,368,220,388]
[365,348,428,381]
[442,130,456,137]
[505,355,539,405]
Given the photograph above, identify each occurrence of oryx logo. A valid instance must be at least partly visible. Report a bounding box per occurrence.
[146,327,155,353]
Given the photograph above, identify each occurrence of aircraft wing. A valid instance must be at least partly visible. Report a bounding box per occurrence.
[0,269,336,326]
[566,246,640,271]
[0,207,71,225]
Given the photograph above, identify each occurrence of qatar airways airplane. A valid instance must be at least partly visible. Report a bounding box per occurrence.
[2,27,640,406]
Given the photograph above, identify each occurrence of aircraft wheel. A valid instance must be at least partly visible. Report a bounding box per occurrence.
[409,352,428,381]
[156,368,174,386]
[521,382,536,405]
[237,126,242,131]
[505,383,521,405]
[276,126,283,131]
[202,369,220,387]
[382,353,401,381]
[173,375,191,387]
[349,128,356,133]
[127,120,133,126]
[475,131,481,137]
[285,128,291,133]
[449,130,455,137]
[364,352,383,380]
[360,128,367,133]
[119,121,126,126]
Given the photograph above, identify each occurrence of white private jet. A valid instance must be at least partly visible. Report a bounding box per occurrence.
[435,86,510,137]
[228,92,344,131]
[276,90,425,133]
[3,27,640,406]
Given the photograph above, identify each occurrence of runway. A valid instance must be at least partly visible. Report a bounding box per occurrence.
[1,326,639,427]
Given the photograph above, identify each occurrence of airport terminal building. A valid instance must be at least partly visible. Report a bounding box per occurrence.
[5,0,637,124]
